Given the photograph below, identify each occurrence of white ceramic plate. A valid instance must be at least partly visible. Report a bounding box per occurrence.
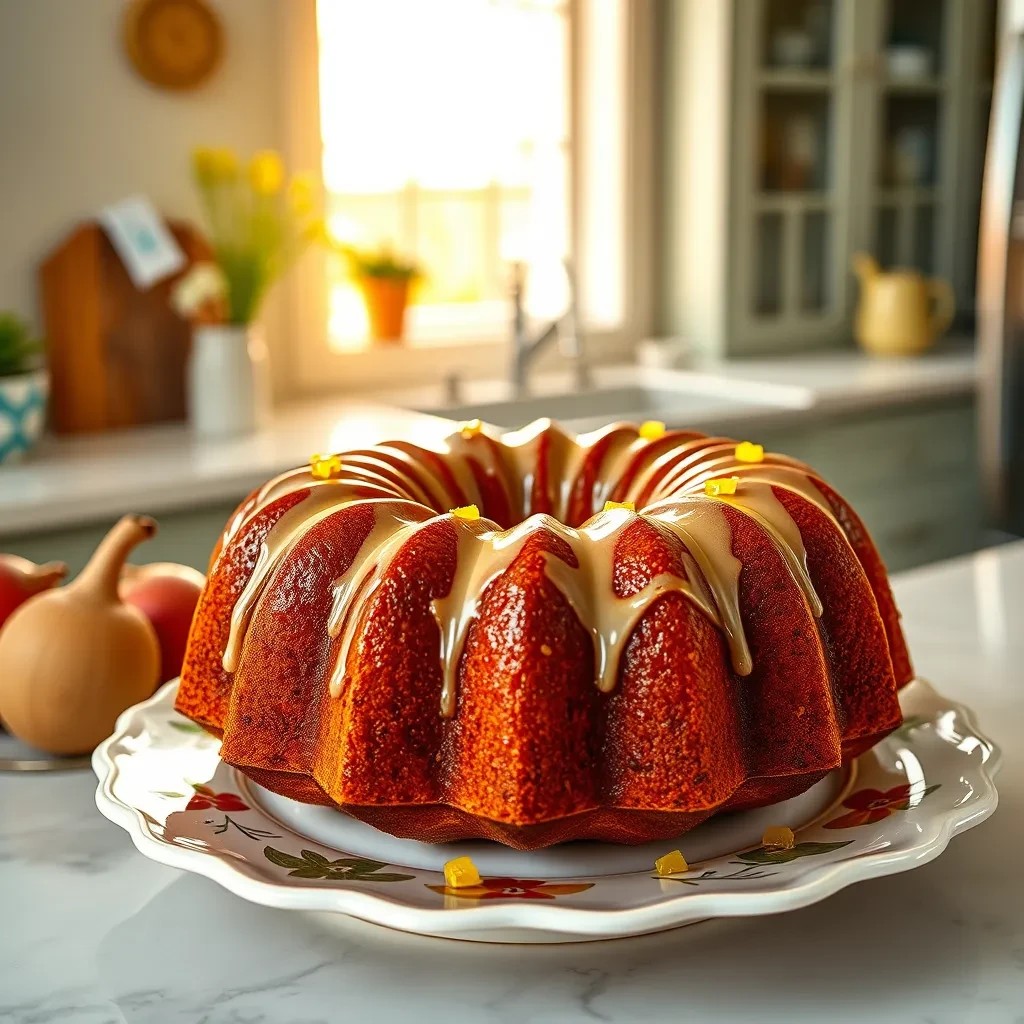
[94,679,1000,943]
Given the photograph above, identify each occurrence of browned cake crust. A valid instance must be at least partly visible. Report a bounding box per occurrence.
[175,421,911,849]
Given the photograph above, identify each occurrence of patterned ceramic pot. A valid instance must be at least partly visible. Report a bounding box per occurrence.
[0,369,48,464]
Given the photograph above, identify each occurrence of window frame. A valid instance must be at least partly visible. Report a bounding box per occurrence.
[279,0,658,397]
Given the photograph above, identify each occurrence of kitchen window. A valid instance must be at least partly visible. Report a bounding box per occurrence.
[284,0,655,392]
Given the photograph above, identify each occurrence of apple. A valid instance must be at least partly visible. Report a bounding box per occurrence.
[0,554,67,631]
[120,562,206,685]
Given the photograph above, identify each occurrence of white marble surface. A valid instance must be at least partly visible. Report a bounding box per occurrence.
[0,541,1020,1024]
[0,345,976,537]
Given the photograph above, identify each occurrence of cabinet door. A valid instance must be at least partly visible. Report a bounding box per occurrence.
[757,400,981,572]
[728,0,856,354]
[851,0,996,316]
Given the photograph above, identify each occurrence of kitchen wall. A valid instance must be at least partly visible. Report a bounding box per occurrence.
[0,0,284,328]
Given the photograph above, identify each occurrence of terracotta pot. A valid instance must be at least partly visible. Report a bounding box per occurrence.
[358,277,411,344]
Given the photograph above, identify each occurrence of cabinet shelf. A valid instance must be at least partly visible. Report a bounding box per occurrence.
[757,68,834,91]
[755,191,831,212]
[877,187,939,206]
[884,75,945,96]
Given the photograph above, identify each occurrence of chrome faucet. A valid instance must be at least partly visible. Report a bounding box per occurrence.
[510,258,590,396]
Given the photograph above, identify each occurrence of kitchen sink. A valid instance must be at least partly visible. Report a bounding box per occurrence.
[434,384,740,430]
[374,365,812,434]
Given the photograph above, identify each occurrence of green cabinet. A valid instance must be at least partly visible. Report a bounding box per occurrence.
[1,501,240,577]
[757,398,980,571]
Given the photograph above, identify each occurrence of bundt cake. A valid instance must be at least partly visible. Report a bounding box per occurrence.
[176,418,912,850]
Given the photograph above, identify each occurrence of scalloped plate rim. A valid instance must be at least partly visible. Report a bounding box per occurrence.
[93,679,1001,940]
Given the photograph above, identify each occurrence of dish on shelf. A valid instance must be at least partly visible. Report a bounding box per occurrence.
[94,677,999,943]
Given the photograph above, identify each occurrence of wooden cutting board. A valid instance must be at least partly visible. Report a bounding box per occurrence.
[39,220,212,434]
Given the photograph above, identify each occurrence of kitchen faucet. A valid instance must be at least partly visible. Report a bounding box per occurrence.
[510,258,590,396]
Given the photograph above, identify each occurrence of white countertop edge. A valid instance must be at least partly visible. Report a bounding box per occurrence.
[0,347,978,537]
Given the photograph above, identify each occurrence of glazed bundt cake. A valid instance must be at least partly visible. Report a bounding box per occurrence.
[176,418,912,850]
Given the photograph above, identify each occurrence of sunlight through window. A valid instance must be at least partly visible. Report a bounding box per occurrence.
[317,0,571,350]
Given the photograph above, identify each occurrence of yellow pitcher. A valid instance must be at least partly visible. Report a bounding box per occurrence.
[852,253,955,356]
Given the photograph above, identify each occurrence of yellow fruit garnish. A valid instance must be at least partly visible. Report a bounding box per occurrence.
[704,476,740,497]
[639,420,666,441]
[654,850,689,876]
[761,825,796,850]
[603,500,635,513]
[459,418,483,439]
[735,441,765,463]
[444,856,482,888]
[309,453,342,480]
[451,504,480,521]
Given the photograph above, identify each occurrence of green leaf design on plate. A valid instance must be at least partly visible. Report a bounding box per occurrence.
[155,790,187,798]
[334,858,389,873]
[264,847,308,870]
[263,847,414,882]
[735,841,853,864]
[169,720,205,735]
[289,866,333,879]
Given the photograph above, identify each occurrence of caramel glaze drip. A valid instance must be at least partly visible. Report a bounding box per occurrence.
[220,420,841,717]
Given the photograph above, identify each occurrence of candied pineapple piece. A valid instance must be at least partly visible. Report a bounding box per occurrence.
[603,500,636,513]
[309,453,342,480]
[444,856,482,888]
[450,504,480,521]
[654,849,689,876]
[704,475,740,497]
[639,420,666,441]
[761,825,796,850]
[735,441,765,463]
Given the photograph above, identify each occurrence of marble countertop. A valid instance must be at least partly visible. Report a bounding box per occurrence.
[0,540,1019,1024]
[0,344,976,538]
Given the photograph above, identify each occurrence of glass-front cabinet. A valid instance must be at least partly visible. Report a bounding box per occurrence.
[666,0,997,356]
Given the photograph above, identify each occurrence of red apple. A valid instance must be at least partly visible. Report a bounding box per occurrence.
[0,554,67,631]
[120,563,206,685]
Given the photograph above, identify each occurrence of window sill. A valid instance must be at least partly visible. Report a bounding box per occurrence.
[307,328,635,397]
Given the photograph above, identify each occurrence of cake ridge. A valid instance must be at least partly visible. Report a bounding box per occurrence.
[220,422,866,700]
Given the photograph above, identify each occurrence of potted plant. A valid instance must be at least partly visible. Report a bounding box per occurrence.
[0,313,47,464]
[340,245,421,345]
[172,147,322,438]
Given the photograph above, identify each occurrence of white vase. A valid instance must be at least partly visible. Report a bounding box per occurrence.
[187,325,270,439]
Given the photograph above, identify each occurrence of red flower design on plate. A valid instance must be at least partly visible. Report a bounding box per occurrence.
[186,785,249,812]
[427,876,593,900]
[824,783,939,830]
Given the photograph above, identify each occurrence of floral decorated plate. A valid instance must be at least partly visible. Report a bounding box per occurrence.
[93,679,1000,943]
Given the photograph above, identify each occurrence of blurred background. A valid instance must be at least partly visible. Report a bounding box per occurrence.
[0,0,1018,580]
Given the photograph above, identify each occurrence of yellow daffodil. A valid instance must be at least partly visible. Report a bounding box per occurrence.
[287,173,316,214]
[188,143,322,324]
[212,147,239,180]
[192,146,217,185]
[194,146,238,184]
[249,150,285,196]
[301,217,328,244]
